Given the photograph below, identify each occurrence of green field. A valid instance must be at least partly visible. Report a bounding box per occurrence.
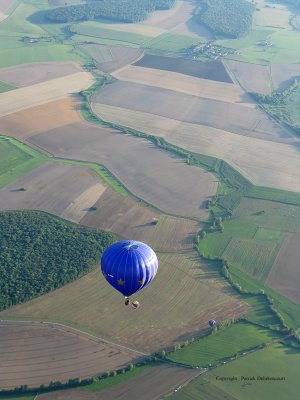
[78,44,113,64]
[171,343,300,400]
[71,22,150,46]
[0,136,47,188]
[0,81,17,93]
[145,32,198,55]
[216,24,300,64]
[0,0,87,67]
[243,294,282,328]
[167,321,282,367]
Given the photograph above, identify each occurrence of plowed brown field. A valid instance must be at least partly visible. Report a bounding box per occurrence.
[0,98,81,139]
[0,62,83,87]
[92,80,288,141]
[1,252,251,353]
[267,234,300,304]
[92,104,300,192]
[37,365,199,400]
[112,65,253,106]
[81,193,198,252]
[0,162,106,223]
[0,72,93,117]
[0,321,138,390]
[28,122,217,219]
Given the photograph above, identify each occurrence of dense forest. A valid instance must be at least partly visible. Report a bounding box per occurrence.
[0,211,115,311]
[46,0,176,23]
[196,0,255,38]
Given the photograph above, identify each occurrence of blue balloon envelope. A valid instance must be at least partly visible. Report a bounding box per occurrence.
[209,319,216,328]
[100,240,158,298]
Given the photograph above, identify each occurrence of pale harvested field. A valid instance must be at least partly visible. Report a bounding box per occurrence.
[0,11,7,21]
[0,62,83,87]
[270,63,300,91]
[92,105,300,192]
[0,321,138,390]
[254,4,291,29]
[0,71,94,117]
[92,82,292,142]
[29,122,217,219]
[267,234,300,305]
[224,60,272,94]
[99,22,165,37]
[0,0,13,13]
[37,365,199,400]
[0,162,106,223]
[1,252,250,352]
[0,98,82,139]
[97,45,143,73]
[81,194,199,252]
[112,65,254,106]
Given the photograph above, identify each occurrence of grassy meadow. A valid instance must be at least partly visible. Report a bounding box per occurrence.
[167,321,282,367]
[170,343,300,400]
[0,136,47,188]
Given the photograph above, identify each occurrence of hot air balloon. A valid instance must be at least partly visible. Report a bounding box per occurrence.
[100,240,158,306]
[209,319,216,328]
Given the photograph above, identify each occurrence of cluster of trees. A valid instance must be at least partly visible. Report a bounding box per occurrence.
[46,0,175,23]
[0,211,115,311]
[250,77,300,133]
[196,0,255,38]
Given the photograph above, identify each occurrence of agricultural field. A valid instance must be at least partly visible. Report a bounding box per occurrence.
[0,0,87,68]
[0,80,16,93]
[112,65,253,106]
[92,103,300,191]
[253,2,291,29]
[80,191,198,252]
[36,365,199,400]
[92,80,287,140]
[171,343,300,400]
[0,162,107,223]
[0,136,47,188]
[267,234,300,305]
[28,121,217,220]
[200,196,300,285]
[0,98,82,140]
[223,59,272,94]
[167,321,282,367]
[0,72,94,117]
[134,55,232,82]
[78,44,143,73]
[0,252,250,353]
[0,61,83,87]
[0,321,138,390]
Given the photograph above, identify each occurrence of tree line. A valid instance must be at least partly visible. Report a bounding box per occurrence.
[0,211,116,311]
[196,0,255,38]
[46,0,176,23]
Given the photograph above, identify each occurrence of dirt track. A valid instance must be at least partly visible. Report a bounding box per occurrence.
[36,364,199,400]
[0,321,138,390]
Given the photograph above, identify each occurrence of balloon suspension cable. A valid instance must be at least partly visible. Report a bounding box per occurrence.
[124,296,130,306]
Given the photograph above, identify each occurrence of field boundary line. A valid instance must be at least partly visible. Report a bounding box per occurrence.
[0,319,148,356]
